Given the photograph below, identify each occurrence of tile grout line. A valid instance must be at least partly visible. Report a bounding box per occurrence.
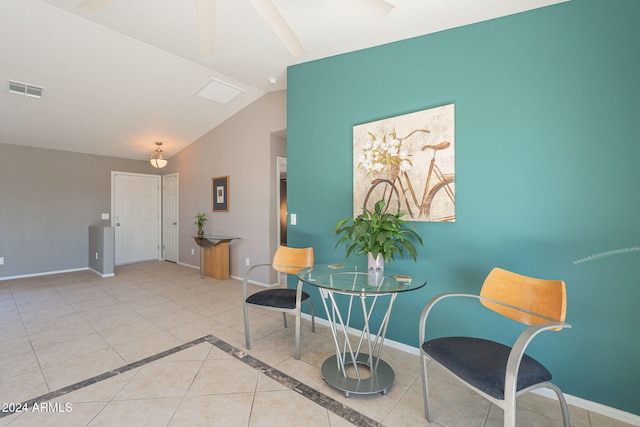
[205,336,383,427]
[164,340,217,427]
[6,268,383,426]
[9,281,54,395]
[0,335,210,419]
[2,333,381,426]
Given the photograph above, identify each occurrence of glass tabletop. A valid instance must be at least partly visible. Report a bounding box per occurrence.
[296,263,427,295]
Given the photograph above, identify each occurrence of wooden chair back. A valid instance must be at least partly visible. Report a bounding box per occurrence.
[480,267,567,325]
[272,246,314,274]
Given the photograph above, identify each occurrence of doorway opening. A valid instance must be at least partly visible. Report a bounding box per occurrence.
[275,156,287,285]
[277,156,287,247]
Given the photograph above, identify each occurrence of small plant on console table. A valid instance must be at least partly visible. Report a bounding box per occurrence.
[334,199,423,271]
[194,212,208,237]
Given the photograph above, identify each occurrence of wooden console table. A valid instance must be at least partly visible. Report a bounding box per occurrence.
[193,235,239,280]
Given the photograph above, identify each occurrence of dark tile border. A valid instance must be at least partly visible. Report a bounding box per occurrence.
[2,334,382,426]
[205,336,382,427]
[0,336,210,419]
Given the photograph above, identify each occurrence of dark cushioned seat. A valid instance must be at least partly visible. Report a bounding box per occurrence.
[246,288,311,309]
[423,337,552,400]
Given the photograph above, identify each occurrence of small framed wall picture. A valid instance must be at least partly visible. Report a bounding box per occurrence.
[212,176,229,212]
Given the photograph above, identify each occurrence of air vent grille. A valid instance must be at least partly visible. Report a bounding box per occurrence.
[7,80,44,98]
[196,78,244,104]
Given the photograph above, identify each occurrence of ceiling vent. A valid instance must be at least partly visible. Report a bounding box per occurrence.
[196,78,244,104]
[7,80,44,98]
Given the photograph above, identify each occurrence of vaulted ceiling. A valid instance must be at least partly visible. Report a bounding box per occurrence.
[0,0,568,161]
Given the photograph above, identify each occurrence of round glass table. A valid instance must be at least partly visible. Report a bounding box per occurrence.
[296,263,426,397]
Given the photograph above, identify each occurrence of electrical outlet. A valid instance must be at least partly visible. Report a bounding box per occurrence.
[245,257,250,266]
[95,252,99,260]
[191,248,195,255]
[0,257,4,265]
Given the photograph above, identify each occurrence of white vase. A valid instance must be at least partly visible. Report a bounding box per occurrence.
[368,252,384,271]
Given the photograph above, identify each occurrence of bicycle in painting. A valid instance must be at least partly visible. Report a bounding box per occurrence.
[360,128,455,222]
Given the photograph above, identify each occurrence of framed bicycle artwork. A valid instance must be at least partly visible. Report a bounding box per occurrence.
[212,176,229,212]
[353,104,455,222]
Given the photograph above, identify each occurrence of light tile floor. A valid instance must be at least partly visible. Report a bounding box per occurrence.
[0,261,633,426]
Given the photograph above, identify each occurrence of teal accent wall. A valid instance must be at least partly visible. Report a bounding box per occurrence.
[286,0,640,415]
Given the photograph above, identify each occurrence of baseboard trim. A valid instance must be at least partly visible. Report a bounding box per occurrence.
[7,266,635,423]
[177,261,199,270]
[0,267,88,281]
[302,313,640,425]
[88,268,115,278]
[531,388,640,425]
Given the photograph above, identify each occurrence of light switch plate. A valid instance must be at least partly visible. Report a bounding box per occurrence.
[101,213,110,220]
[290,213,297,225]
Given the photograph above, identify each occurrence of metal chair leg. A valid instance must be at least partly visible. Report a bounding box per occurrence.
[421,353,433,422]
[547,383,571,427]
[294,310,301,360]
[243,303,251,350]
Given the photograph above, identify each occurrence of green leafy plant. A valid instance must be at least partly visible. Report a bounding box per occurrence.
[193,212,207,234]
[334,199,423,264]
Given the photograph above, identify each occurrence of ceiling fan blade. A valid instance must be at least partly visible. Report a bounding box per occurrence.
[251,0,305,58]
[340,0,395,20]
[77,0,114,13]
[197,0,216,55]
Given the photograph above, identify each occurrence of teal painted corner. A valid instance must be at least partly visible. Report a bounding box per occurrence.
[286,0,640,416]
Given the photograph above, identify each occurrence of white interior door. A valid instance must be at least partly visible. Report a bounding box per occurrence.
[112,172,161,265]
[162,173,178,262]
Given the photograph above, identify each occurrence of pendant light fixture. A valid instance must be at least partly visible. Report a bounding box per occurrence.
[149,141,168,168]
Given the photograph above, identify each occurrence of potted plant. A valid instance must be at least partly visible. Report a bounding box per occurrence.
[194,212,207,237]
[334,199,423,270]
